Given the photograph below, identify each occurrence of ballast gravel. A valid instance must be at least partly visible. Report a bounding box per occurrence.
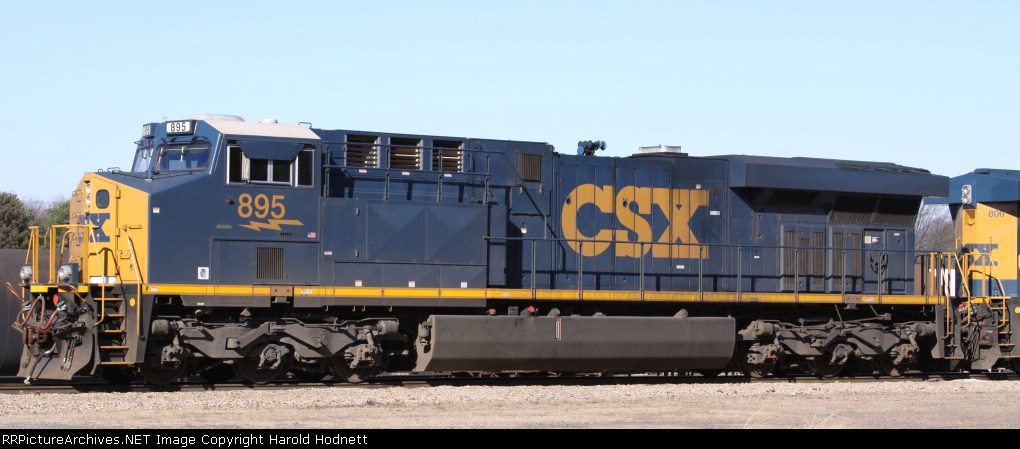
[1,380,1017,428]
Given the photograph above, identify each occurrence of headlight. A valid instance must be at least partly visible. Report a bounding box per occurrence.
[57,264,76,283]
[19,265,32,282]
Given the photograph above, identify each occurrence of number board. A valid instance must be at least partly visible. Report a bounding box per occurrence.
[166,120,194,135]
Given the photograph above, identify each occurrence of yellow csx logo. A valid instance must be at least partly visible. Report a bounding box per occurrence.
[561,184,709,258]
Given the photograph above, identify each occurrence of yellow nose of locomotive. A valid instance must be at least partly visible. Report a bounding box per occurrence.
[18,172,150,382]
[63,174,150,287]
[951,171,1020,298]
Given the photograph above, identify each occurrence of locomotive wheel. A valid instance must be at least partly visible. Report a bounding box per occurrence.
[807,357,846,378]
[233,356,290,384]
[876,356,910,377]
[137,362,187,385]
[328,357,380,383]
[199,363,235,383]
[736,343,778,378]
[737,358,777,378]
[696,370,723,378]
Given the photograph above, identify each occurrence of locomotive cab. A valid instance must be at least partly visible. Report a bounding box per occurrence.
[16,115,331,383]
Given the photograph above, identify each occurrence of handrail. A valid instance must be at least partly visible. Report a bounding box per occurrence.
[735,246,742,302]
[577,241,584,300]
[23,223,120,327]
[793,247,799,303]
[485,235,942,302]
[960,243,1011,330]
[326,140,562,241]
[699,245,706,302]
[530,239,537,298]
[640,242,646,301]
[26,227,39,284]
[125,233,144,336]
[948,253,972,300]
[4,282,20,302]
[951,253,975,326]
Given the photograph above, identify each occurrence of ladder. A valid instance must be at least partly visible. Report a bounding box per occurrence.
[96,296,129,366]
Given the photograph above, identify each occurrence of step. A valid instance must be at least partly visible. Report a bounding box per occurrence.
[104,313,125,318]
[99,345,128,350]
[98,361,131,366]
[100,329,125,334]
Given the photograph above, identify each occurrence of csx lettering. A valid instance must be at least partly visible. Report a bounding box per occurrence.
[561,184,709,258]
[964,243,999,267]
[88,213,111,243]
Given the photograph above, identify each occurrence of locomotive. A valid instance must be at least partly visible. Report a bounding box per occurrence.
[11,114,1019,384]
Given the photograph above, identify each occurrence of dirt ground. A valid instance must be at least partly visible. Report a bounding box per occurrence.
[0,379,1017,429]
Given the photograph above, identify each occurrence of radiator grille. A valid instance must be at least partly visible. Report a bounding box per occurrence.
[345,135,379,168]
[811,231,825,291]
[390,137,422,170]
[517,153,542,182]
[833,232,845,281]
[783,230,797,290]
[849,233,862,278]
[831,196,876,224]
[433,140,463,172]
[257,247,284,279]
[875,198,920,225]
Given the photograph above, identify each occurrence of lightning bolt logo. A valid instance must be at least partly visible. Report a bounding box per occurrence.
[240,219,304,231]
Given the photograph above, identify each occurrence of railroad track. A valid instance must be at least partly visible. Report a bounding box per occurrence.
[1,370,1015,394]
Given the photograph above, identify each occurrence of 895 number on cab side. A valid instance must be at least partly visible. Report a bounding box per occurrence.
[237,193,286,219]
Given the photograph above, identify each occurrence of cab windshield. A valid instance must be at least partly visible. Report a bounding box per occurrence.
[131,147,154,172]
[154,144,211,172]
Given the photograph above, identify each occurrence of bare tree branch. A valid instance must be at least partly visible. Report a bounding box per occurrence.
[915,204,954,251]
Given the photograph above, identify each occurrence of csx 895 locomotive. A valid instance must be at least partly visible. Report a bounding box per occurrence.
[12,114,1020,384]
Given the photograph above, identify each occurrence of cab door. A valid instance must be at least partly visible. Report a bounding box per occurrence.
[863,229,885,294]
[216,142,322,286]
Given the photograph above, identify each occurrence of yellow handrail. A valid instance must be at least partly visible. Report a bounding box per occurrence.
[969,244,1011,330]
[38,223,100,284]
[942,253,974,337]
[4,282,20,302]
[86,224,115,326]
[125,233,143,336]
[26,227,39,285]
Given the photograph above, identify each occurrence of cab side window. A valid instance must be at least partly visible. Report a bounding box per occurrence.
[227,146,314,187]
[296,149,313,187]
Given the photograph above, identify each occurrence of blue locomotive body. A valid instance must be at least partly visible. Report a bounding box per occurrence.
[21,115,1020,385]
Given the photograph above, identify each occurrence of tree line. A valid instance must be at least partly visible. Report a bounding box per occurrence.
[0,192,70,249]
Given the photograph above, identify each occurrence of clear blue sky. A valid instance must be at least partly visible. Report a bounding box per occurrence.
[1,1,1016,201]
